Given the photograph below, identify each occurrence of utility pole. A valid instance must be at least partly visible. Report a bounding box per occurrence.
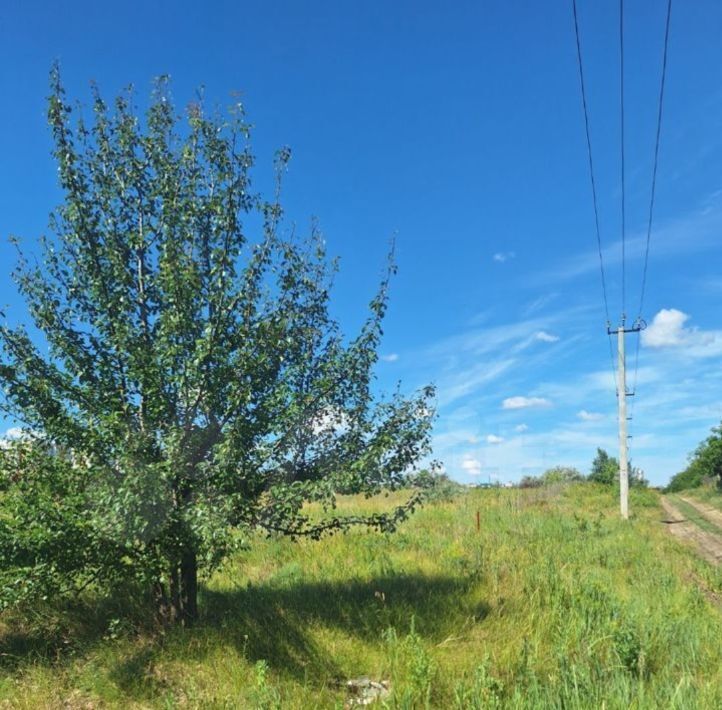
[608,318,642,519]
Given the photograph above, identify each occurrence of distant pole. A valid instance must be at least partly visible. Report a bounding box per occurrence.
[617,324,629,519]
[609,317,642,520]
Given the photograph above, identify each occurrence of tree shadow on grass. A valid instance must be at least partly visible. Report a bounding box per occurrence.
[109,573,489,697]
[0,590,154,672]
[207,572,486,641]
[2,573,489,701]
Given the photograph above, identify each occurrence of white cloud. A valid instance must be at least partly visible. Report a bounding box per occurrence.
[461,457,482,476]
[641,309,722,358]
[486,434,504,444]
[493,251,516,263]
[3,427,26,440]
[534,331,559,343]
[467,435,480,444]
[514,424,529,433]
[502,396,551,410]
[643,309,690,347]
[577,409,604,422]
[0,427,39,450]
[380,353,399,362]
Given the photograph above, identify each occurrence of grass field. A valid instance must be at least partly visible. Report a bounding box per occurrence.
[2,483,722,708]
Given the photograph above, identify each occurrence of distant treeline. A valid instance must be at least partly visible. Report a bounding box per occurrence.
[519,448,647,489]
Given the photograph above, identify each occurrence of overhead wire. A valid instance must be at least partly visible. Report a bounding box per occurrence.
[618,0,630,458]
[637,0,673,322]
[571,0,617,384]
[572,0,673,472]
[630,0,673,439]
[619,0,627,321]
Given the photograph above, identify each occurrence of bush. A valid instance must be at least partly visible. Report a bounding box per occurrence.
[540,466,584,485]
[519,467,583,488]
[519,475,543,489]
[408,470,464,502]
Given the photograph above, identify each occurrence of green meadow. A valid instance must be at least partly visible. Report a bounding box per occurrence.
[2,484,722,708]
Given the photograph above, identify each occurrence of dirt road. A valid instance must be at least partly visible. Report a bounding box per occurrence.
[660,496,722,566]
[679,495,722,530]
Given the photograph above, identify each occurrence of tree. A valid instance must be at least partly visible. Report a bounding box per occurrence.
[588,448,618,485]
[692,423,722,486]
[518,475,543,489]
[0,71,435,624]
[587,448,647,488]
[666,422,722,492]
[629,465,648,488]
[540,466,584,485]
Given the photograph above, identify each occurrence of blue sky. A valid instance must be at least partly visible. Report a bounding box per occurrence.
[1,1,721,486]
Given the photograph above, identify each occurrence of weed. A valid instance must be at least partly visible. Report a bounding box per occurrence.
[452,655,503,709]
[253,660,282,710]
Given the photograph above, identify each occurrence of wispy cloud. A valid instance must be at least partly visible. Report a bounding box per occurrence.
[380,353,399,362]
[698,276,722,294]
[493,251,516,263]
[502,396,552,410]
[536,196,722,285]
[425,310,585,361]
[486,434,504,444]
[523,292,559,316]
[577,409,604,422]
[514,423,529,433]
[534,331,559,343]
[421,312,584,409]
[436,359,517,407]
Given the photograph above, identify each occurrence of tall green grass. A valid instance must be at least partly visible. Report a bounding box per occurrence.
[2,484,722,708]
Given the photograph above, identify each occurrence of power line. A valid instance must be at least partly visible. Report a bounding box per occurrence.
[572,1,672,514]
[571,0,617,381]
[630,0,672,424]
[637,0,673,320]
[570,1,673,510]
[619,0,627,318]
[571,0,612,330]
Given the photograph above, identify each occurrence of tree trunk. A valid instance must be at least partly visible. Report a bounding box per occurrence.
[155,546,198,626]
[169,562,181,623]
[153,580,171,624]
[180,547,198,625]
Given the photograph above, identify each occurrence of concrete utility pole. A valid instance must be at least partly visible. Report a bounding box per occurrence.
[609,318,642,520]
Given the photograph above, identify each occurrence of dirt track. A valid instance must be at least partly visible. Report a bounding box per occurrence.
[660,496,722,566]
[679,495,722,530]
